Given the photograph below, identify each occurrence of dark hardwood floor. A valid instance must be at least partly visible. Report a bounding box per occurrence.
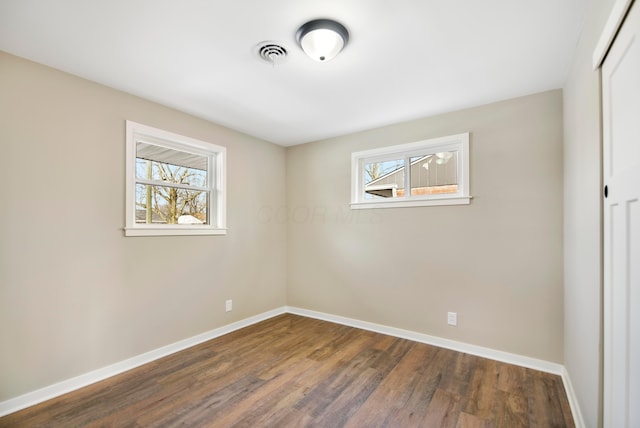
[0,314,574,427]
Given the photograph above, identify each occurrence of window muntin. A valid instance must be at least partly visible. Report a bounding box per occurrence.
[125,121,226,236]
[351,133,470,209]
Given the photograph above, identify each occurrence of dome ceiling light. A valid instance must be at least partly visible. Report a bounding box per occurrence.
[296,19,349,62]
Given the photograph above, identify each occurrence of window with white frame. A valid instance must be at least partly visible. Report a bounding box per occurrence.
[351,133,470,209]
[125,121,226,236]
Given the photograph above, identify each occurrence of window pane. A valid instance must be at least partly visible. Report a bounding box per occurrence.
[136,142,208,187]
[135,184,209,225]
[364,159,405,199]
[410,151,458,196]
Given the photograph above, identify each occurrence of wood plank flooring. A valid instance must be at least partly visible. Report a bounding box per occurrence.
[0,314,574,427]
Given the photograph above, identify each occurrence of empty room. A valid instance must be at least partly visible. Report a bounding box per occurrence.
[1,0,638,427]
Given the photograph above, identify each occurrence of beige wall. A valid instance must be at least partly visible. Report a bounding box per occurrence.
[287,90,564,363]
[0,43,577,409]
[563,0,616,426]
[0,51,287,401]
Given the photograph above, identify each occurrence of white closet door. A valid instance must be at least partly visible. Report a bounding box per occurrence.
[602,1,640,426]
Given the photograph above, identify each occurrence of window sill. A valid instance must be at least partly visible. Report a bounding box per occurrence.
[124,227,227,237]
[350,196,471,210]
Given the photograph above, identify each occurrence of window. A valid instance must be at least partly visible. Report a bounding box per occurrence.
[351,133,470,209]
[125,121,226,236]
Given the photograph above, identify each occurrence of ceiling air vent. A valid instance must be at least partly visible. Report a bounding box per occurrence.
[256,41,288,65]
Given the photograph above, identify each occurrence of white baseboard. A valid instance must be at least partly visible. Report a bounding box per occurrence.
[286,306,564,375]
[560,366,586,428]
[1,305,583,427]
[0,307,287,417]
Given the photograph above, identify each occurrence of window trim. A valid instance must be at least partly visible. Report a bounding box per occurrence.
[125,121,227,236]
[351,133,471,209]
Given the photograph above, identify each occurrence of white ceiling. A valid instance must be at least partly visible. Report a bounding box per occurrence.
[0,0,587,146]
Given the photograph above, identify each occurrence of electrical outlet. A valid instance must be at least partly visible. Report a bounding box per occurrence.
[225,299,232,312]
[447,312,457,326]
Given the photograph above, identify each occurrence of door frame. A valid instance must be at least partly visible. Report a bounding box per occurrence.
[594,1,637,427]
[593,0,635,70]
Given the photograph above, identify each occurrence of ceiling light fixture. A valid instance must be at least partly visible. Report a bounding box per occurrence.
[296,19,349,62]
